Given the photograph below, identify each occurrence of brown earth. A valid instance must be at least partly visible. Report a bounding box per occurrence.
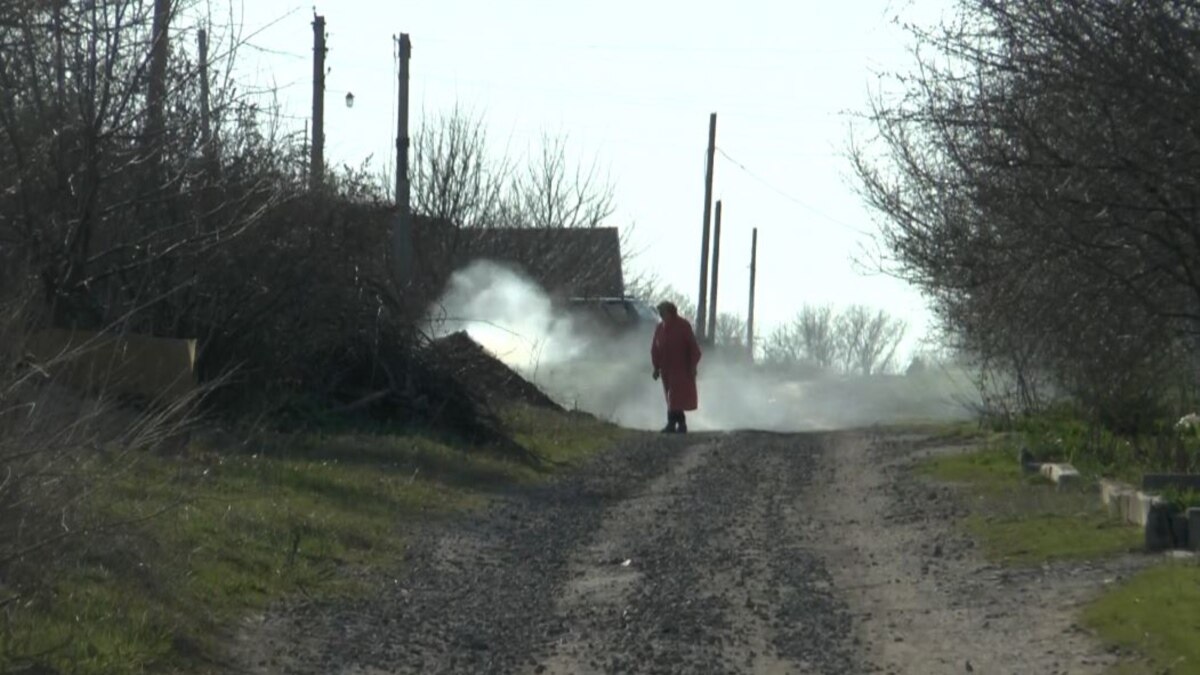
[426,331,562,411]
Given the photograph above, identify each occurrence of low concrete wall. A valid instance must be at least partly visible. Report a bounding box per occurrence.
[1189,508,1200,553]
[25,329,197,403]
[1142,474,1200,492]
[1099,478,1193,552]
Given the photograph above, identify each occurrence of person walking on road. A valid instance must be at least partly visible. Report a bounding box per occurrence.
[651,301,702,433]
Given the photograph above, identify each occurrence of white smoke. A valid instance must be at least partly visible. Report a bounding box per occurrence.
[430,261,586,371]
[431,260,976,431]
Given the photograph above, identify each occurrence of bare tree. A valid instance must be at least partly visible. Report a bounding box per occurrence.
[411,114,616,232]
[713,312,746,349]
[837,305,907,376]
[0,0,301,336]
[850,0,1197,426]
[411,106,512,229]
[763,305,840,373]
[626,276,694,314]
[762,305,906,376]
[795,305,840,371]
[512,134,615,229]
[762,322,807,371]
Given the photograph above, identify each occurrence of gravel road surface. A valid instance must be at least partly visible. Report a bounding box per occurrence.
[233,429,1145,674]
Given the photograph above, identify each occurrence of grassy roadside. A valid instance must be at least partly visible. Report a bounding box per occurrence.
[1082,561,1200,675]
[0,404,625,674]
[918,422,1200,673]
[916,438,1142,566]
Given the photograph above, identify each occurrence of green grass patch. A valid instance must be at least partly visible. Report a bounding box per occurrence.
[918,438,1141,566]
[917,444,1032,492]
[964,512,1141,565]
[0,404,624,674]
[1082,562,1200,674]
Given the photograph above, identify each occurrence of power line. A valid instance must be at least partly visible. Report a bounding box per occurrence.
[417,36,901,57]
[715,147,872,237]
[202,5,307,66]
[242,42,307,59]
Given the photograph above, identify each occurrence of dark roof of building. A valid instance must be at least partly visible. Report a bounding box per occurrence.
[414,219,624,299]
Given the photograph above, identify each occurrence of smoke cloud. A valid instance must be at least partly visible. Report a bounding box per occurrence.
[431,261,976,431]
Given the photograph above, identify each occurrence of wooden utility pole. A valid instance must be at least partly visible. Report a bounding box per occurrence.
[310,14,327,191]
[747,227,758,363]
[696,112,717,340]
[707,200,723,343]
[145,0,171,163]
[392,33,414,283]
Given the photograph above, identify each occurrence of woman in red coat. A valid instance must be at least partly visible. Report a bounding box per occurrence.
[651,301,702,433]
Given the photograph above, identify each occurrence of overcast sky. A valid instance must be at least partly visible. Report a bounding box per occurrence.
[216,0,953,350]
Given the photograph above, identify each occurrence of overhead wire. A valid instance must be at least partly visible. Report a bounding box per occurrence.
[217,13,871,236]
[715,147,872,237]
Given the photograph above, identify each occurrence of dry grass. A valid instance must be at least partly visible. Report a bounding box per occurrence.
[0,396,622,674]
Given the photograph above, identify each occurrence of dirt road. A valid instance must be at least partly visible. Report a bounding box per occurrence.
[234,430,1141,674]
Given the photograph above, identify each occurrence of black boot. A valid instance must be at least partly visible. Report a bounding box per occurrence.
[661,413,678,433]
[675,411,688,434]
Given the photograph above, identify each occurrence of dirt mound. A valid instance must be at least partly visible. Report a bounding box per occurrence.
[426,332,562,411]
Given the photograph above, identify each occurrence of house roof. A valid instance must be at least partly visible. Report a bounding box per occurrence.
[414,219,625,299]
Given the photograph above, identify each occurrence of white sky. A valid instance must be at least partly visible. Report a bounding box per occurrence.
[218,0,953,351]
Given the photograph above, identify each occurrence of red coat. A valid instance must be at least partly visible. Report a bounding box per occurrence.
[651,315,702,411]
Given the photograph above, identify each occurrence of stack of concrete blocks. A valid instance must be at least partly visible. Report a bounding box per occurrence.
[1021,447,1200,552]
[1100,476,1200,552]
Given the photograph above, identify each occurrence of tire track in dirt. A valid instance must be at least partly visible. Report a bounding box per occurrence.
[530,432,857,675]
[232,431,861,674]
[810,430,1150,675]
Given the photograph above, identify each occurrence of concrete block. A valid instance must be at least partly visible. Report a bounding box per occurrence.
[1019,447,1039,474]
[27,328,197,402]
[1100,479,1136,518]
[1134,492,1165,527]
[1189,508,1200,553]
[1118,491,1137,524]
[1145,502,1175,552]
[1039,462,1081,489]
[1142,474,1200,492]
[1173,513,1191,550]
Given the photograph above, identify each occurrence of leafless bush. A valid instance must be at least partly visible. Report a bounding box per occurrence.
[0,303,213,609]
[852,0,1200,428]
[512,134,615,230]
[626,277,694,317]
[412,106,512,229]
[838,305,907,376]
[412,107,615,232]
[0,0,425,623]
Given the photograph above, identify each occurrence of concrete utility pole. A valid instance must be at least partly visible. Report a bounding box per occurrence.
[393,33,414,283]
[198,28,213,162]
[302,121,309,186]
[707,200,723,343]
[310,14,327,191]
[696,113,717,340]
[747,227,758,363]
[145,0,171,163]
